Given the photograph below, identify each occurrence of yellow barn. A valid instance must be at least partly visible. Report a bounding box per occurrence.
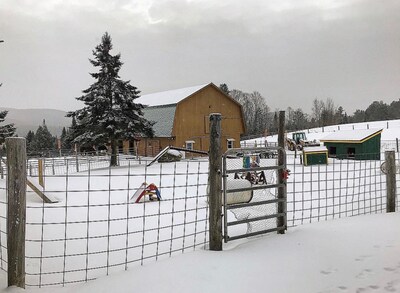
[123,83,246,157]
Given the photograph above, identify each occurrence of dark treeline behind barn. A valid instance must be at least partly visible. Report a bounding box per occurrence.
[220,84,400,137]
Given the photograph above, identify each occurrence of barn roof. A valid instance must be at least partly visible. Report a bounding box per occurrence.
[142,104,177,137]
[139,82,246,137]
[138,84,209,106]
[320,129,382,143]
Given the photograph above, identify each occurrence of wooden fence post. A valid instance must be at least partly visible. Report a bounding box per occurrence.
[6,137,27,288]
[38,159,44,188]
[0,158,3,179]
[75,154,79,172]
[208,113,222,251]
[385,151,397,213]
[277,111,287,234]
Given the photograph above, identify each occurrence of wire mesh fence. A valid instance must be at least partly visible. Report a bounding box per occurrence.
[286,152,399,227]
[1,157,209,287]
[1,150,399,288]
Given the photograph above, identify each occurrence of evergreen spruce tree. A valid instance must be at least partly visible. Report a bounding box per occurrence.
[219,83,230,95]
[65,116,78,151]
[26,130,35,154]
[60,127,71,150]
[0,84,15,143]
[33,119,54,154]
[67,32,154,166]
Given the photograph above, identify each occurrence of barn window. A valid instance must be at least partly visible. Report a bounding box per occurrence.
[347,147,356,159]
[329,146,337,157]
[227,138,235,149]
[185,140,195,150]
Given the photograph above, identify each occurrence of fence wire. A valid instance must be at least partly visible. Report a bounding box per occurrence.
[286,152,398,227]
[0,150,400,287]
[2,157,209,287]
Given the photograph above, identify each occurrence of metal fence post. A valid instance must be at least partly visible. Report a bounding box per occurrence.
[6,137,27,288]
[385,151,397,213]
[396,138,399,153]
[208,113,222,251]
[277,111,287,234]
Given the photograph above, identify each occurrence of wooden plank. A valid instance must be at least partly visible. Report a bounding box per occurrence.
[26,179,54,204]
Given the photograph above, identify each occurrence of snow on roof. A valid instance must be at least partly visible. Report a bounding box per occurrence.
[303,146,327,153]
[320,129,382,142]
[138,84,209,106]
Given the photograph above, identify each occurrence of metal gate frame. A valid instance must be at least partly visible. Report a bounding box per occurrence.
[222,146,287,242]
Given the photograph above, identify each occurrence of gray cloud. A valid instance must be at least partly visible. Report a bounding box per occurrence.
[0,0,399,115]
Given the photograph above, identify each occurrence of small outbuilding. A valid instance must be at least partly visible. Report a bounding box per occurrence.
[320,129,382,160]
[302,146,328,166]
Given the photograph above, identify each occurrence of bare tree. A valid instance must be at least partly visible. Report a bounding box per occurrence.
[311,98,324,127]
[230,89,270,136]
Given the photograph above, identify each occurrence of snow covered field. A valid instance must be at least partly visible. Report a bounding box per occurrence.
[243,119,400,146]
[0,119,399,291]
[2,212,400,293]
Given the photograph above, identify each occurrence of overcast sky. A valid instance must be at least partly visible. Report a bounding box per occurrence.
[0,0,399,114]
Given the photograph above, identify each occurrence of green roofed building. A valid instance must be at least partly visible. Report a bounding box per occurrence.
[320,129,382,160]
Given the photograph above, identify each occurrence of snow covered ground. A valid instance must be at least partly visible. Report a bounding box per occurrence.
[244,119,400,145]
[1,118,399,292]
[2,212,400,293]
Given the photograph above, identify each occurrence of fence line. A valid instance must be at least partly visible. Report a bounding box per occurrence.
[1,159,209,287]
[1,150,399,287]
[286,153,391,227]
[241,140,399,153]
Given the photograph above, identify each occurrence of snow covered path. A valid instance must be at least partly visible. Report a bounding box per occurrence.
[2,212,400,293]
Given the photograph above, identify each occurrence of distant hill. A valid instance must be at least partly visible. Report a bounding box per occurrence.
[0,108,71,136]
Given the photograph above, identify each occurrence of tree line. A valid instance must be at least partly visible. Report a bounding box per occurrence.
[220,83,400,136]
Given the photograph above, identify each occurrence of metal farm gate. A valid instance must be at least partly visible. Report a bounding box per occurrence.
[222,147,287,242]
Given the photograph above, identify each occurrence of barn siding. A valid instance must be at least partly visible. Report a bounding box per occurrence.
[129,83,245,157]
[172,85,244,154]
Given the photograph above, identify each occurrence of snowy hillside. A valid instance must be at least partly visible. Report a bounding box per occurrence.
[243,119,400,146]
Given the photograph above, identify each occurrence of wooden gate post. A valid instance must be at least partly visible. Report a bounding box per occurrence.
[277,111,287,234]
[208,113,222,251]
[385,151,397,213]
[6,137,27,288]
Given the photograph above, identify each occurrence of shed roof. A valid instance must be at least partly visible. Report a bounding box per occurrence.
[303,146,328,153]
[142,104,177,137]
[320,129,382,143]
[138,84,209,106]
